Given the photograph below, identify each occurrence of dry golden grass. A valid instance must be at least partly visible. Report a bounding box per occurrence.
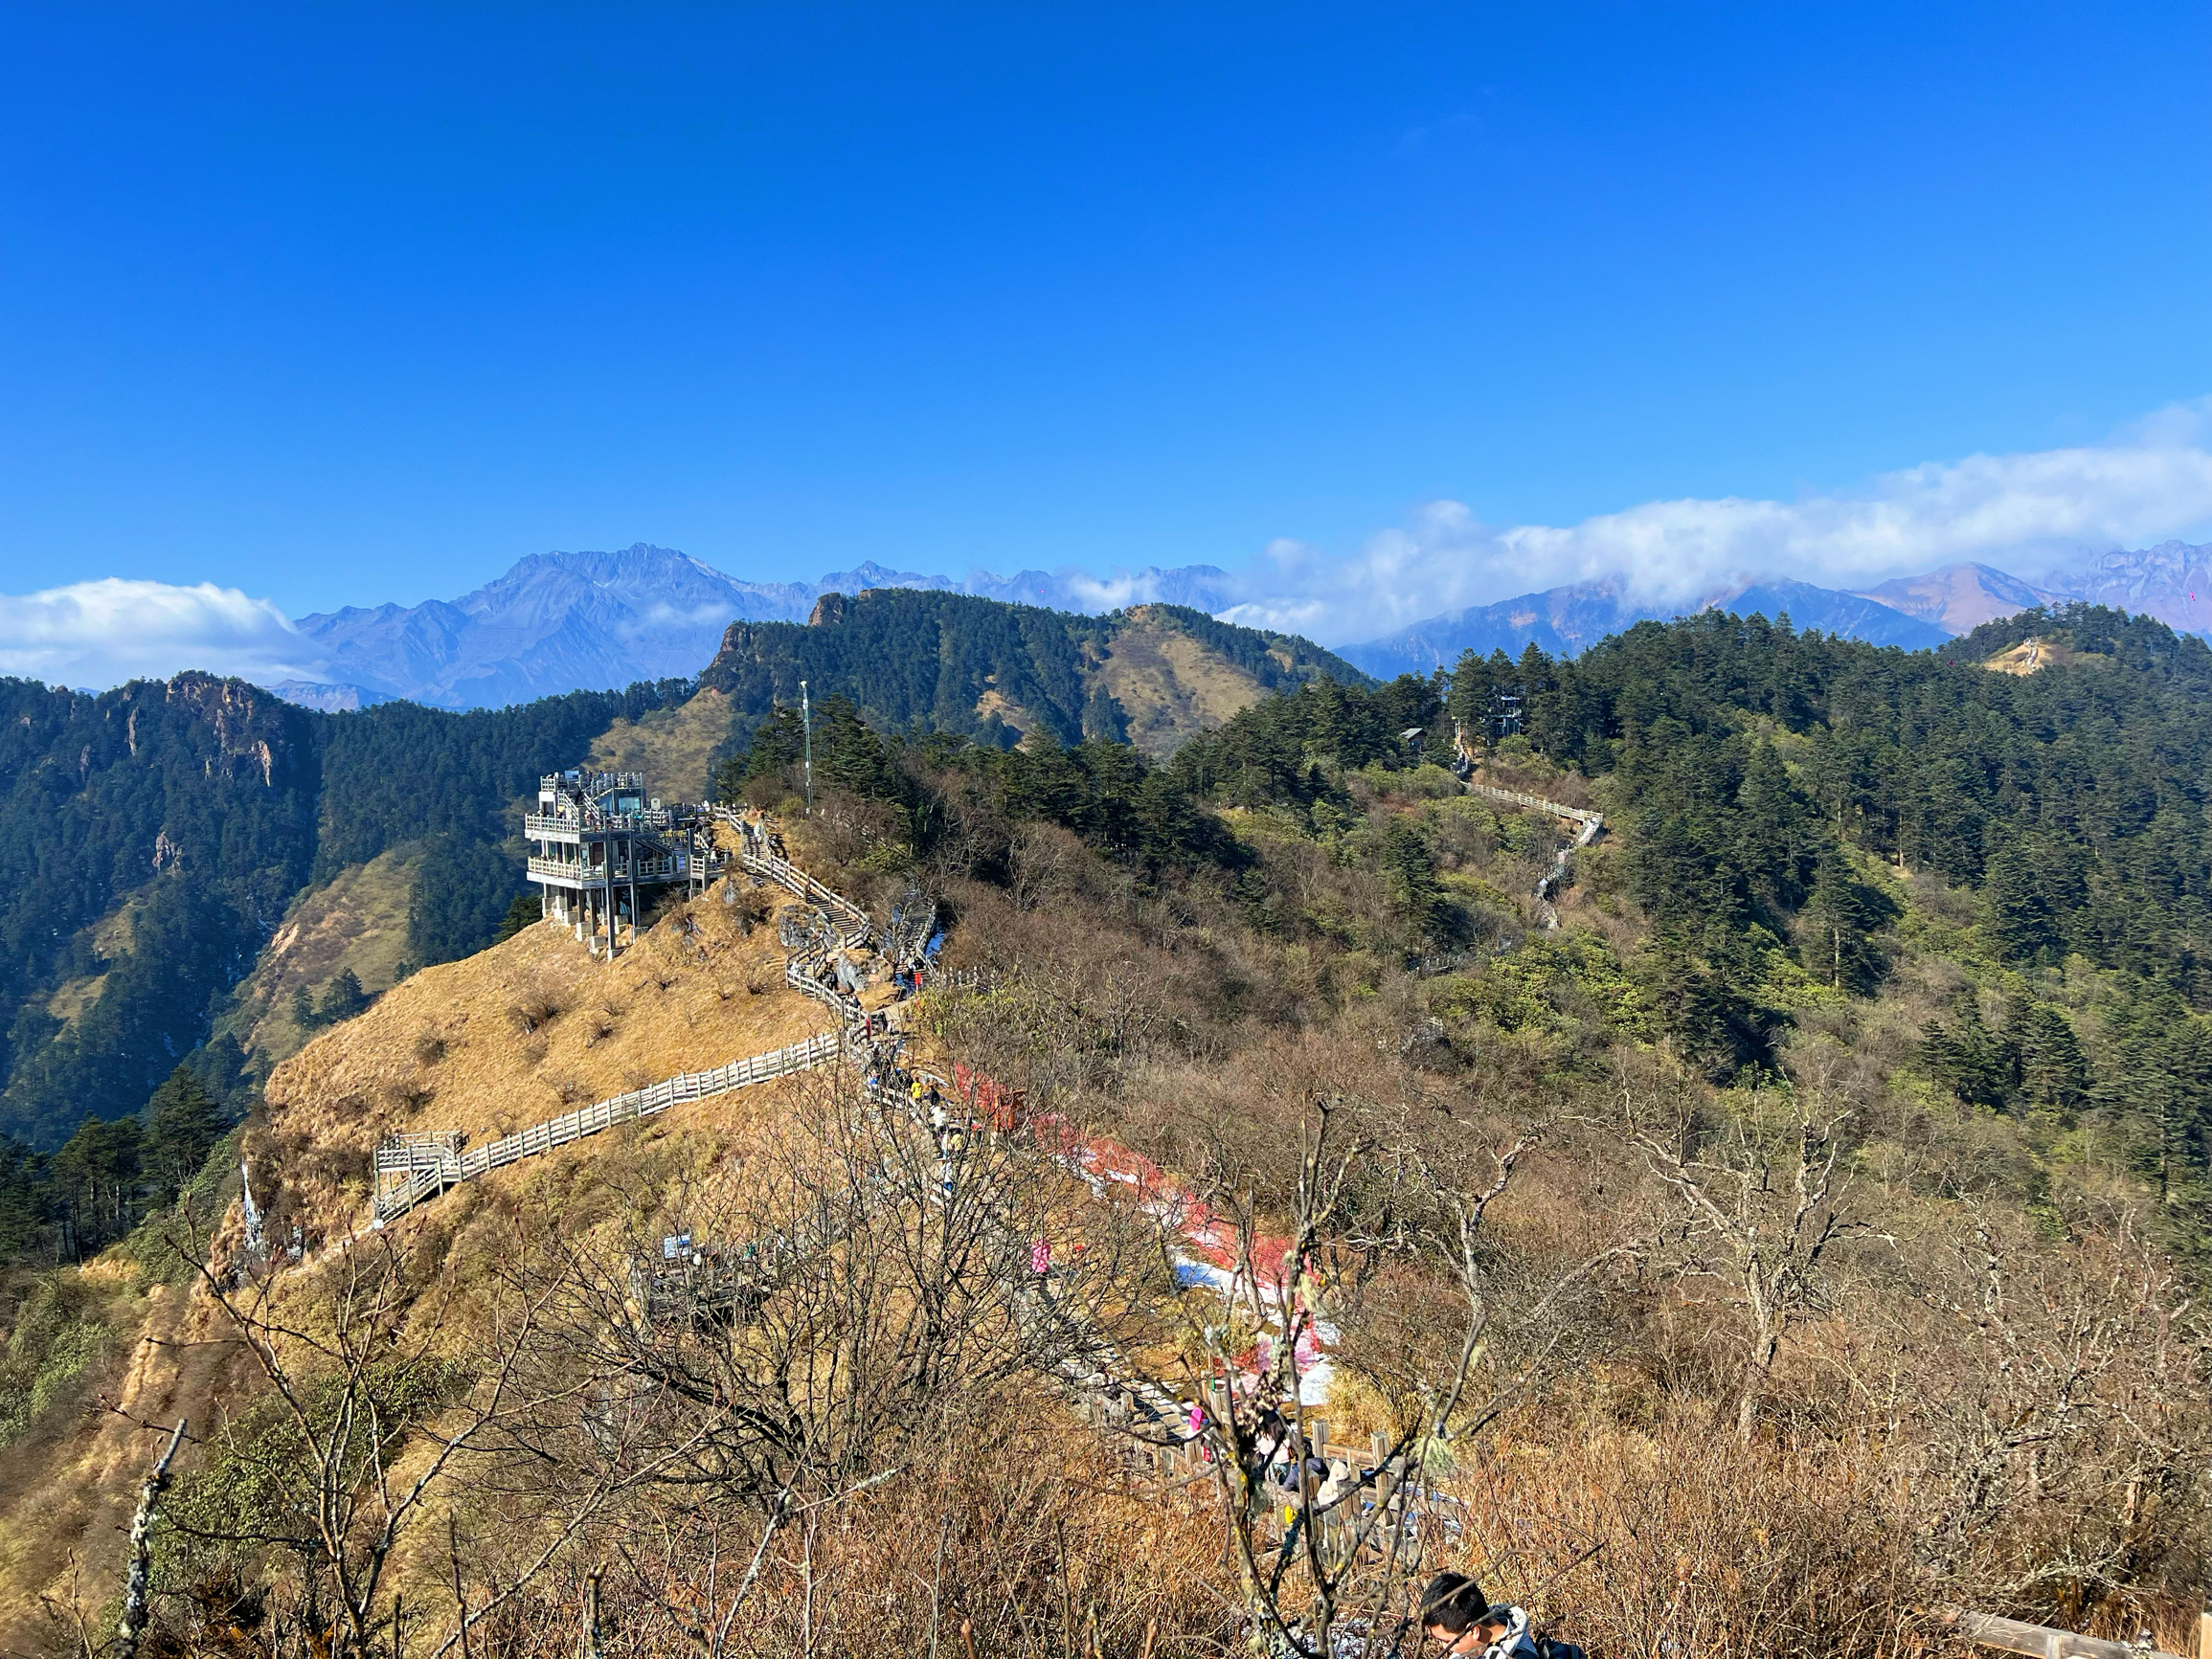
[0,1271,259,1653]
[39,884,170,1032]
[257,876,835,1244]
[1980,636,2113,677]
[587,687,737,804]
[226,845,424,1064]
[973,684,1031,737]
[1093,610,1275,756]
[43,971,106,1027]
[0,860,857,1645]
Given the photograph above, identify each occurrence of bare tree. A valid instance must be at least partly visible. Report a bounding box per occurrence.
[1629,1073,1872,1443]
[479,1062,1169,1646]
[1903,1199,2212,1619]
[1106,1092,1604,1658]
[169,1223,645,1659]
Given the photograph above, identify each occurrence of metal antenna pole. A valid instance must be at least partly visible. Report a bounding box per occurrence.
[800,680,814,815]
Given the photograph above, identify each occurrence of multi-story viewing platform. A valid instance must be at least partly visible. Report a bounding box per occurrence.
[526,770,727,956]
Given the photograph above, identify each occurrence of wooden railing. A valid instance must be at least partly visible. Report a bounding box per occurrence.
[1941,1606,2191,1659]
[372,1030,851,1223]
[1463,779,1604,835]
[738,851,872,948]
[709,806,874,948]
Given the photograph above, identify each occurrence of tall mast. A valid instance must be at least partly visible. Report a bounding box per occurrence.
[800,680,814,816]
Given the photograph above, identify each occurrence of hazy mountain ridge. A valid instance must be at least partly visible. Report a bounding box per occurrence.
[2042,540,2212,634]
[287,546,1243,708]
[271,539,2212,708]
[1339,574,1951,676]
[263,681,395,712]
[1853,562,2062,634]
[1339,548,2212,677]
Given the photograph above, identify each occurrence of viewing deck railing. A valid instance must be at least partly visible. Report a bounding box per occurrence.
[527,854,684,886]
[526,807,683,837]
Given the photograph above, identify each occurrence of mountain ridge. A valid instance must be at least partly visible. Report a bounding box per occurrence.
[291,546,1244,709]
[269,537,2212,708]
[1338,573,1952,676]
[700,589,1368,757]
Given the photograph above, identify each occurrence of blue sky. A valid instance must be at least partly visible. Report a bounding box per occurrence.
[2,3,2210,623]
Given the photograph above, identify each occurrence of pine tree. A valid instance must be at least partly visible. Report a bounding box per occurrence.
[1446,650,1496,752]
[52,1113,144,1241]
[1794,846,1894,993]
[2006,1001,2088,1112]
[1919,1000,2017,1109]
[1379,820,1449,941]
[492,892,540,945]
[145,1065,227,1198]
[317,969,371,1024]
[1983,840,2062,963]
[744,706,808,784]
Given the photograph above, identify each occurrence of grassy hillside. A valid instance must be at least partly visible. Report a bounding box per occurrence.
[215,845,424,1067]
[0,863,837,1647]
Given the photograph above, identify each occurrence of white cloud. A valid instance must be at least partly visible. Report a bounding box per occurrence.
[1221,403,2212,644]
[0,578,327,690]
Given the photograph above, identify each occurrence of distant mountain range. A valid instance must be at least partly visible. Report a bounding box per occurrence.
[285,546,1240,709]
[1336,576,1952,676]
[1854,563,2062,635]
[1335,549,2211,677]
[260,539,2212,710]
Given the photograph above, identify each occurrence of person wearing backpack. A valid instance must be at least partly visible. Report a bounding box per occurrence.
[1416,1573,1584,1659]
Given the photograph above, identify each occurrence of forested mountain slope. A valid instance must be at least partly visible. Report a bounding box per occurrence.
[0,675,694,1149]
[755,599,2212,1211]
[0,587,1353,1159]
[0,589,1358,1155]
[700,588,1367,756]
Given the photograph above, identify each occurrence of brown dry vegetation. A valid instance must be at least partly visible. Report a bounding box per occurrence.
[1982,637,2096,676]
[8,755,2208,1659]
[1093,609,1278,757]
[0,876,841,1650]
[247,878,831,1253]
[0,1253,264,1652]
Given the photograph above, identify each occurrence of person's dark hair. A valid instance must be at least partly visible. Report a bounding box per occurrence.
[1419,1573,1490,1634]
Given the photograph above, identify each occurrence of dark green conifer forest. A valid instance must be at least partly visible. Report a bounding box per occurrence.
[0,674,691,1156]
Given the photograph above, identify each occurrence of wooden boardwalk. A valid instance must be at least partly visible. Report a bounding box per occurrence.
[372,1031,853,1222]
